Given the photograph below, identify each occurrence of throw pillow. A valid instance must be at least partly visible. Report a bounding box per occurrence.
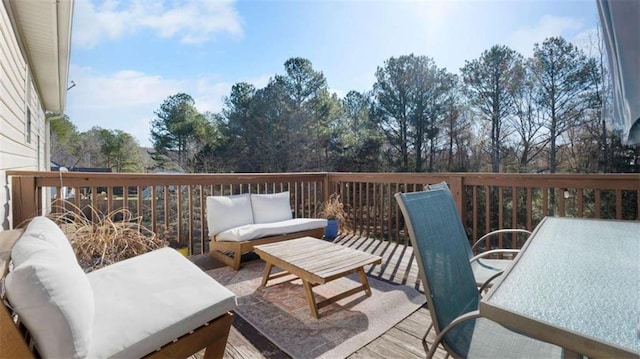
[250,192,293,223]
[206,193,254,236]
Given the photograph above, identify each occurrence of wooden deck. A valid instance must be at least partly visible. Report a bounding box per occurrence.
[191,234,448,359]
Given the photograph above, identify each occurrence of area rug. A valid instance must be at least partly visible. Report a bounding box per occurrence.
[206,260,426,359]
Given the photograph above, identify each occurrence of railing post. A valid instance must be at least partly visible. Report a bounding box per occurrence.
[450,176,465,224]
[323,173,330,204]
[10,176,37,228]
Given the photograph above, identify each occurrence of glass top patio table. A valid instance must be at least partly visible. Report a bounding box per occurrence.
[480,216,640,358]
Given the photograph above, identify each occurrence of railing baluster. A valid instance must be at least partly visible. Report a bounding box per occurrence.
[151,186,157,234]
[163,186,169,236]
[542,188,549,217]
[472,186,478,242]
[199,184,205,253]
[526,188,532,231]
[188,185,194,254]
[365,182,370,237]
[498,187,503,250]
[372,183,377,239]
[73,186,80,212]
[177,185,183,250]
[136,185,142,221]
[637,189,640,220]
[577,189,584,217]
[512,186,517,248]
[106,188,113,214]
[357,182,362,235]
[122,186,128,211]
[616,189,622,220]
[484,185,490,247]
[385,182,392,243]
[91,186,98,223]
[394,182,400,245]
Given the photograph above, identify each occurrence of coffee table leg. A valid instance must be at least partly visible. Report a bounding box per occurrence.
[357,267,372,296]
[302,280,320,319]
[261,262,273,286]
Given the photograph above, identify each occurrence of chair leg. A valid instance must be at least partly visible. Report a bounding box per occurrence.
[422,323,433,354]
[232,249,242,270]
[202,331,231,359]
[144,313,233,359]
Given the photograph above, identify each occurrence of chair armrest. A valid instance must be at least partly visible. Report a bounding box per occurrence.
[471,229,532,251]
[470,250,519,294]
[469,249,520,263]
[426,310,481,359]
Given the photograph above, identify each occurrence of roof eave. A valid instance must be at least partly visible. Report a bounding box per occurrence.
[5,0,74,114]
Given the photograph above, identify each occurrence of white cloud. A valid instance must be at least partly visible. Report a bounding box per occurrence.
[192,73,272,113]
[245,74,271,90]
[510,15,584,56]
[66,65,186,146]
[572,27,601,56]
[73,0,243,48]
[65,66,274,147]
[193,79,233,114]
[67,65,184,108]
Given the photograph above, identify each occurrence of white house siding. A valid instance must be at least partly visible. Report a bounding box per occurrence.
[0,2,48,229]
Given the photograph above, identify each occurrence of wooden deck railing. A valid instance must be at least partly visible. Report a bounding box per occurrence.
[9,172,328,255]
[327,173,639,251]
[8,171,639,255]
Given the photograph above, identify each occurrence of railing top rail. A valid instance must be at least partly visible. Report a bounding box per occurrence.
[6,171,328,187]
[8,170,638,190]
[326,172,640,190]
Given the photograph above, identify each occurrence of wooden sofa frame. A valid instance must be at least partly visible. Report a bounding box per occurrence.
[0,229,233,359]
[209,227,325,270]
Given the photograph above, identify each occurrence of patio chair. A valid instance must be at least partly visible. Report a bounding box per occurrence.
[425,182,531,291]
[1,217,237,358]
[395,190,563,359]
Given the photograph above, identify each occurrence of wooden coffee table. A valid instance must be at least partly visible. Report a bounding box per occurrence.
[253,236,382,318]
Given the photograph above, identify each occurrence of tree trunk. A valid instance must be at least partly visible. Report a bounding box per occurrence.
[491,115,500,173]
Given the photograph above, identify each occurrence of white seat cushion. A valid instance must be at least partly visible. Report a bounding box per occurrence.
[5,217,94,359]
[250,192,293,223]
[215,218,328,242]
[87,247,237,358]
[206,193,254,236]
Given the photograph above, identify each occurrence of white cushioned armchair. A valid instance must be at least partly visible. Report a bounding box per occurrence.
[1,217,237,358]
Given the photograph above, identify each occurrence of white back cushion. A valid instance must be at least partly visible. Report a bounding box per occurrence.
[6,217,94,359]
[251,192,293,223]
[11,216,78,266]
[206,193,254,236]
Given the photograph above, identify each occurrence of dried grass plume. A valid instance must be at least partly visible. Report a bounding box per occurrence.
[319,193,349,231]
[47,200,168,272]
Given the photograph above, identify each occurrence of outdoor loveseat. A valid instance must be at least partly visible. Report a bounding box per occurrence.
[207,191,327,270]
[0,217,237,358]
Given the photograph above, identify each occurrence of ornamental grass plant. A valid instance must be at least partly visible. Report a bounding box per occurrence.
[319,193,349,231]
[46,200,168,272]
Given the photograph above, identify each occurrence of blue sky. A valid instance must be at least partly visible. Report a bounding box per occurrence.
[66,0,599,147]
